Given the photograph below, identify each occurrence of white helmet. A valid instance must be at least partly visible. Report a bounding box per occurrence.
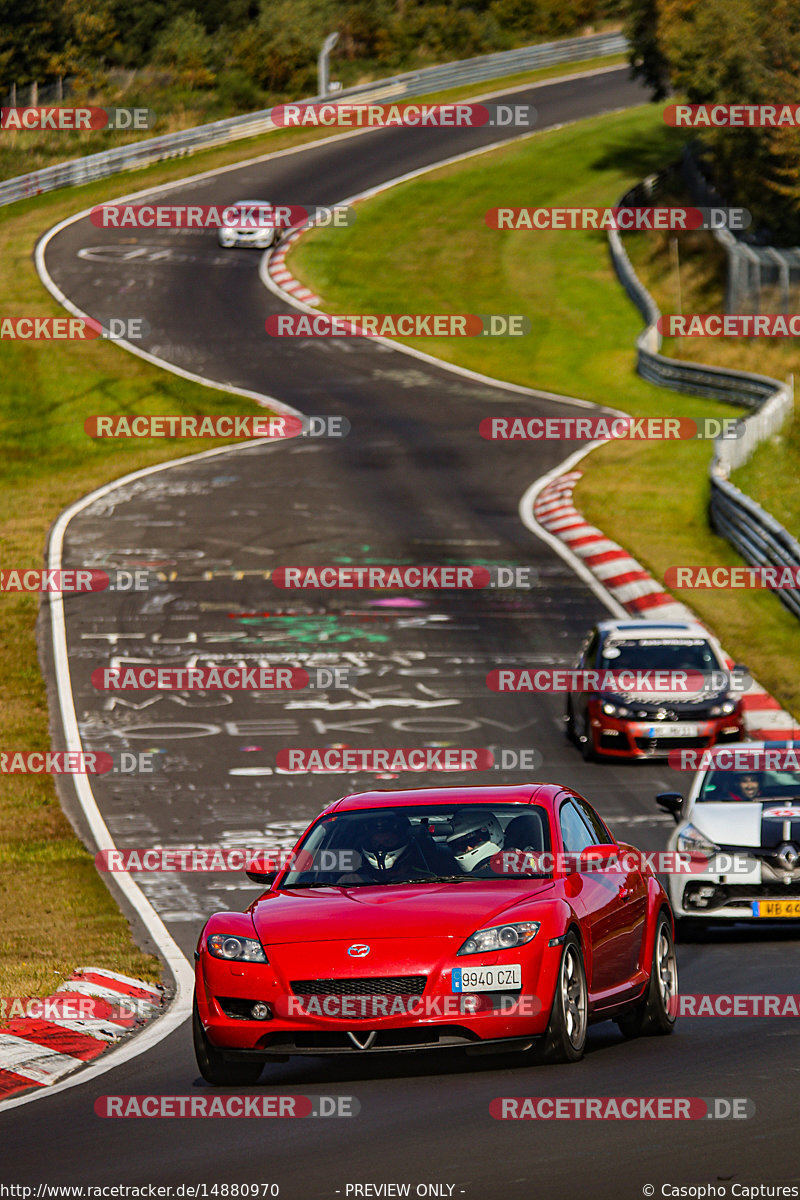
[361,813,411,873]
[447,810,503,871]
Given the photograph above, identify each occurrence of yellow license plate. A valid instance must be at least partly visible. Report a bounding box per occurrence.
[751,899,800,918]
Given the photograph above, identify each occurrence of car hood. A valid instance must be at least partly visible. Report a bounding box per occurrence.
[601,687,727,708]
[250,879,555,946]
[691,802,800,848]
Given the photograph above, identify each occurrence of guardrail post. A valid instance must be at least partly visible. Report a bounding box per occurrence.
[318,33,339,98]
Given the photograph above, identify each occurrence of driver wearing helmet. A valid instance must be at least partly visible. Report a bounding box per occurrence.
[350,812,458,883]
[446,809,504,875]
[361,813,415,875]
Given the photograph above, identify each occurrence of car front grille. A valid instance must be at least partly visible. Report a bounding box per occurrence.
[291,975,427,997]
[724,883,800,904]
[258,1026,479,1052]
[684,881,800,911]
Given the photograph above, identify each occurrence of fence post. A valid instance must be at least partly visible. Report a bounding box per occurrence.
[766,248,790,314]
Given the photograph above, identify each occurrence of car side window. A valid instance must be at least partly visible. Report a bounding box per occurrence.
[573,798,612,844]
[559,801,600,853]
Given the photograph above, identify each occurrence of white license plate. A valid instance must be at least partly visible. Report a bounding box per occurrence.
[451,965,522,992]
[643,723,699,737]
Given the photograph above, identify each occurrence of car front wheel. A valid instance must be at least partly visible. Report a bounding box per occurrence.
[575,710,597,762]
[536,933,588,1063]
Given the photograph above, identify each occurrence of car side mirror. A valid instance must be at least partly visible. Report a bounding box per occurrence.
[656,792,683,823]
[579,844,619,870]
[245,868,278,886]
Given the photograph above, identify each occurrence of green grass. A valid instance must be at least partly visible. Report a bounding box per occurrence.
[288,103,800,716]
[732,427,800,535]
[0,52,627,1000]
[291,106,694,398]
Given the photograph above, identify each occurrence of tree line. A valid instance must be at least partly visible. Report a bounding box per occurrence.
[627,0,800,241]
[1,0,623,105]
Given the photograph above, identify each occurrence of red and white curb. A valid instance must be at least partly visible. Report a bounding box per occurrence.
[531,469,800,741]
[0,968,163,1101]
[269,227,321,305]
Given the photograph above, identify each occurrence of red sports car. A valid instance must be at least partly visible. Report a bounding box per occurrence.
[193,784,678,1084]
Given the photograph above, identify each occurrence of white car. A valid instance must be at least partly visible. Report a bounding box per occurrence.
[657,740,800,931]
[217,199,280,249]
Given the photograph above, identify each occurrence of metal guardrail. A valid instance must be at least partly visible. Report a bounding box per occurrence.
[711,479,800,620]
[682,146,800,315]
[0,31,627,209]
[609,174,798,619]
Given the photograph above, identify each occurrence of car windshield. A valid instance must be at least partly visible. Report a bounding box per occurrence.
[280,803,552,888]
[224,201,271,225]
[698,769,800,803]
[600,638,717,672]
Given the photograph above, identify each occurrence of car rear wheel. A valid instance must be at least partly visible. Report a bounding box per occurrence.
[193,997,264,1085]
[616,913,678,1038]
[536,933,588,1063]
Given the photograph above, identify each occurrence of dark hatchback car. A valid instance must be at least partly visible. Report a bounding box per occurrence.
[566,619,745,761]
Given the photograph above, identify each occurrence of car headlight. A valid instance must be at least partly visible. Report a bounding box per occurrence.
[457,922,540,956]
[709,700,737,716]
[602,701,631,717]
[676,824,719,857]
[206,934,267,963]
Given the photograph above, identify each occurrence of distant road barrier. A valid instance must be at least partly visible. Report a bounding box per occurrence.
[0,31,627,208]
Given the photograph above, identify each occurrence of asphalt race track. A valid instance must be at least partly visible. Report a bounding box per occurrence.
[4,65,798,1196]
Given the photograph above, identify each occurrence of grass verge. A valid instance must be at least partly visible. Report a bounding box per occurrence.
[287,103,800,716]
